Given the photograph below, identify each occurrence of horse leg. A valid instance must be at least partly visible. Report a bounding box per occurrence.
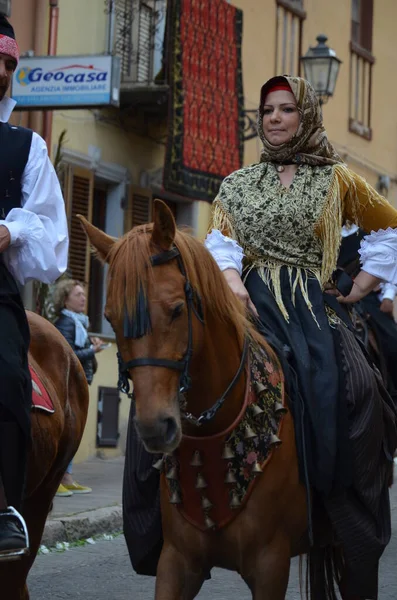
[155,543,206,600]
[0,482,58,600]
[242,537,291,600]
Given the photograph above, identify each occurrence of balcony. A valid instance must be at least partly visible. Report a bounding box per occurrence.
[106,0,169,114]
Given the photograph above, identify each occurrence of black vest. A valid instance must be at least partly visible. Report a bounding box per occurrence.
[338,228,366,270]
[0,123,33,220]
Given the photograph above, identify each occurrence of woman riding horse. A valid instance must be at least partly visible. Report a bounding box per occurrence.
[80,75,397,600]
[204,75,397,599]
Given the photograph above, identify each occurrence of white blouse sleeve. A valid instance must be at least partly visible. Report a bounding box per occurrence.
[378,282,397,302]
[358,228,397,284]
[0,132,69,285]
[204,229,244,276]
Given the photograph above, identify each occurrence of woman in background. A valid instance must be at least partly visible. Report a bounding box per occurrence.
[53,279,104,496]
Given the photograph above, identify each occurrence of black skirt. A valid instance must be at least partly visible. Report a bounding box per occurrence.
[245,267,397,599]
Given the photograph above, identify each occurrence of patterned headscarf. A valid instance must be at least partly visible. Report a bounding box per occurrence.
[257,75,342,167]
[0,16,19,64]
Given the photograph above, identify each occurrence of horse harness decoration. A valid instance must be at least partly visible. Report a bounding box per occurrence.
[116,243,287,531]
[116,245,249,427]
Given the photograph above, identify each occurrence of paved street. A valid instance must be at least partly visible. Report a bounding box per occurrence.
[27,535,302,599]
[28,489,397,600]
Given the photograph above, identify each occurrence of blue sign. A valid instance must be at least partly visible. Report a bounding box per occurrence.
[12,55,120,109]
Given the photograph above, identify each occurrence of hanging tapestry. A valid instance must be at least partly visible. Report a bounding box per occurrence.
[164,0,244,202]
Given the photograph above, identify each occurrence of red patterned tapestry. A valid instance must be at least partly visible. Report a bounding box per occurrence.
[164,0,244,202]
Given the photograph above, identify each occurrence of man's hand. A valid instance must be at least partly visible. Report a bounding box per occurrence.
[338,271,381,304]
[380,298,394,315]
[0,225,10,253]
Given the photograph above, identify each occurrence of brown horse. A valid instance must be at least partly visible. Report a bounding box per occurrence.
[79,201,359,600]
[0,311,89,599]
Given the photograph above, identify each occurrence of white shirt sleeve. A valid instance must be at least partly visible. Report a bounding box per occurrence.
[358,228,397,285]
[0,132,69,285]
[378,282,397,302]
[204,229,244,275]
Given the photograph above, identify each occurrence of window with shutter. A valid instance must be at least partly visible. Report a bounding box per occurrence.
[275,0,306,77]
[349,0,374,140]
[65,166,94,284]
[113,0,166,84]
[124,184,153,232]
[137,3,154,83]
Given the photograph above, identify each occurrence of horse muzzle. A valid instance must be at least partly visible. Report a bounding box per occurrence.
[134,414,181,454]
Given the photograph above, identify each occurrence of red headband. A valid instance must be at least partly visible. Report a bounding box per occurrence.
[0,34,19,64]
[265,83,292,95]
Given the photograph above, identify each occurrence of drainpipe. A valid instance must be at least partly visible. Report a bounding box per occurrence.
[106,0,116,54]
[42,0,59,155]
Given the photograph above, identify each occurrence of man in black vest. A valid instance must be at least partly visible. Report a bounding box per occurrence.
[0,16,68,558]
[338,224,397,405]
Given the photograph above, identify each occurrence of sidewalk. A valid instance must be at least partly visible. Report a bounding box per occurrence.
[42,456,125,547]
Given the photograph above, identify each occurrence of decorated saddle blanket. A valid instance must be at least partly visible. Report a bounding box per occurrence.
[30,365,54,414]
[161,337,286,532]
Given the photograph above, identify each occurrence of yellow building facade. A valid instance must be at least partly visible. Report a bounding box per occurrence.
[9,0,397,463]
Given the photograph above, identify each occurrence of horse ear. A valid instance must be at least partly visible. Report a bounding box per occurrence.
[151,199,176,250]
[77,214,115,262]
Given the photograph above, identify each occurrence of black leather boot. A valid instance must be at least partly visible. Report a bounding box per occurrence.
[0,509,28,554]
[0,419,29,557]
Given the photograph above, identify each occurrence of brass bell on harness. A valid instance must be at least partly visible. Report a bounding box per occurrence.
[269,433,282,446]
[224,469,237,484]
[152,457,164,471]
[169,490,182,504]
[190,450,203,467]
[201,496,213,510]
[221,444,235,460]
[254,381,267,395]
[251,461,263,475]
[195,474,208,489]
[166,466,178,480]
[204,515,216,530]
[274,401,287,414]
[251,403,264,417]
[230,492,241,509]
[244,425,257,440]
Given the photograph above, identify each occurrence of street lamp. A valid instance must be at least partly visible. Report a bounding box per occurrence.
[301,35,342,105]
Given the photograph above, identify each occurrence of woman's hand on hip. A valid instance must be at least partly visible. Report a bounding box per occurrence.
[223,268,259,318]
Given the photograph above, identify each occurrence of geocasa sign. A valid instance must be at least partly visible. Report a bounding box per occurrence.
[12,55,121,109]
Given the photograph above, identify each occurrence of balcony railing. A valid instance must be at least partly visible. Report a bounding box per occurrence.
[105,0,169,111]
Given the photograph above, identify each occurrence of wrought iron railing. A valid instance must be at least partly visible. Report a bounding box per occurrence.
[104,0,167,86]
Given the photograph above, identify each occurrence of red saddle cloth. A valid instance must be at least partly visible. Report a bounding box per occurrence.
[30,365,54,414]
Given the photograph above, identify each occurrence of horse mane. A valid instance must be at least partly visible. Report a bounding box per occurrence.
[107,223,277,360]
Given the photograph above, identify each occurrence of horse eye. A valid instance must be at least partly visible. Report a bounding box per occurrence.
[171,303,184,321]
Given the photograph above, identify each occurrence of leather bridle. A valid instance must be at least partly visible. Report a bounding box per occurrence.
[117,245,248,427]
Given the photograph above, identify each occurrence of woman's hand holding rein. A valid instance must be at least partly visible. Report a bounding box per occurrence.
[223,268,259,318]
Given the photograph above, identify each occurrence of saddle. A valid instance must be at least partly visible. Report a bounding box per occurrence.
[29,364,54,414]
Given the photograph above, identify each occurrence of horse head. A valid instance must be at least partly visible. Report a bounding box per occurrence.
[78,200,207,454]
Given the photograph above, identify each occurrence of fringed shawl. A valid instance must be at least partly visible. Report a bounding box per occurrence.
[211,162,387,321]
